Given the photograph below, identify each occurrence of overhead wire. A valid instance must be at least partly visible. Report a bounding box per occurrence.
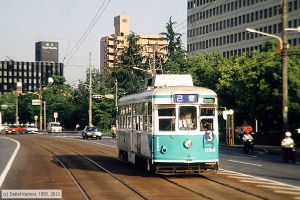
[64,0,111,66]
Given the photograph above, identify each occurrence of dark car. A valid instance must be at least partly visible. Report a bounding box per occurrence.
[82,126,102,140]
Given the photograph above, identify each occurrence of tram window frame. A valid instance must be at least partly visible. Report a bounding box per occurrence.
[200,107,215,116]
[157,105,176,131]
[199,105,215,131]
[178,106,197,130]
[200,118,214,131]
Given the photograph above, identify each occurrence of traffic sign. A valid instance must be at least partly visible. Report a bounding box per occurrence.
[32,99,41,106]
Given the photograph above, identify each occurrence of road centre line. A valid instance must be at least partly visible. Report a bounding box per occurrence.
[0,137,20,188]
[54,135,117,148]
[227,159,262,167]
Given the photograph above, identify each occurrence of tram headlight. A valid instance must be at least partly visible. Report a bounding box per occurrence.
[161,146,167,154]
[184,139,192,149]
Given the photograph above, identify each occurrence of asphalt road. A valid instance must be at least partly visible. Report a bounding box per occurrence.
[0,137,17,178]
[52,133,300,187]
[0,133,299,200]
[219,146,300,187]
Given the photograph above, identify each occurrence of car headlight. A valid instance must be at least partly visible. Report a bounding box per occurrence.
[184,139,192,149]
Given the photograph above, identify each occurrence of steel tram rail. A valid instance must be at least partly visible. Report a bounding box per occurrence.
[32,142,90,200]
[47,136,269,200]
[33,141,149,200]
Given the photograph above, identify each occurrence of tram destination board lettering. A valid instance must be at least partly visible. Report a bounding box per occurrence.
[173,94,198,103]
[203,98,215,103]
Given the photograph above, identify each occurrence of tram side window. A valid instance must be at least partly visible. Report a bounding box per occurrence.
[200,119,214,131]
[148,102,152,132]
[158,107,175,131]
[179,106,197,130]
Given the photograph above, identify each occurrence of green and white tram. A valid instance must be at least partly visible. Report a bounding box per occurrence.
[117,74,219,174]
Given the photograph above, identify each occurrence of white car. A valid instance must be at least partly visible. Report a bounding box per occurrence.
[82,126,102,140]
[47,122,63,133]
[25,124,38,134]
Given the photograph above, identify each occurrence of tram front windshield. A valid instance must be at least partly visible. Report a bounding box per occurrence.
[178,106,197,130]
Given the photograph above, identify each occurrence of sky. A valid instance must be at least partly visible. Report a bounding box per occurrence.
[0,0,187,84]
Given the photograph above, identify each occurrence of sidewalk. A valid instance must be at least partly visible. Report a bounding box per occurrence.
[220,143,300,158]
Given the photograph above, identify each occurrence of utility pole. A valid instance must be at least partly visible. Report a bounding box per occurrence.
[44,101,46,130]
[39,75,43,130]
[115,79,118,128]
[152,45,156,76]
[282,0,288,133]
[88,53,93,127]
[115,79,118,112]
[15,93,19,125]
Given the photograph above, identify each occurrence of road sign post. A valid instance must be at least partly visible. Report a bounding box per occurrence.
[54,112,58,122]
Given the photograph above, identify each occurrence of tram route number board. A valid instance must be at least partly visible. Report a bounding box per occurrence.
[173,94,198,103]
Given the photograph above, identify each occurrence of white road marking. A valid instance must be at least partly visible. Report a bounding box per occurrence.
[227,176,261,180]
[274,190,300,195]
[227,159,262,167]
[239,180,275,184]
[53,135,117,148]
[0,137,20,188]
[220,169,300,190]
[257,185,300,191]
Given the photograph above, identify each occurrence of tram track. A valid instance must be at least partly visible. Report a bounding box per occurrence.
[33,140,149,200]
[32,142,91,200]
[43,136,270,199]
[45,138,213,199]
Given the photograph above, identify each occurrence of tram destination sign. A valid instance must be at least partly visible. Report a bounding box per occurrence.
[173,94,198,103]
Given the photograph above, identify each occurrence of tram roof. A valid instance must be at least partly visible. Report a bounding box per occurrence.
[119,86,217,104]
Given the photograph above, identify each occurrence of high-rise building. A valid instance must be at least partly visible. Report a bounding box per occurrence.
[100,15,167,73]
[187,0,300,57]
[0,60,63,94]
[35,41,59,63]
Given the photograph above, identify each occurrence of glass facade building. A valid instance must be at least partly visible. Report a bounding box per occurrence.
[0,60,63,94]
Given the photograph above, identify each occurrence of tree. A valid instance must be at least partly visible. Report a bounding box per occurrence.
[112,32,148,94]
[43,76,76,129]
[160,17,186,73]
[0,92,16,123]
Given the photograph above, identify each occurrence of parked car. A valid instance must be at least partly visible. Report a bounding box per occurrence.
[24,124,38,134]
[47,122,63,133]
[5,125,25,134]
[0,124,9,133]
[82,126,102,140]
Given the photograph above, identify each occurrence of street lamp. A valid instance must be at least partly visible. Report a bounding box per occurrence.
[16,82,22,125]
[246,27,289,133]
[285,26,300,32]
[39,77,53,131]
[245,28,283,49]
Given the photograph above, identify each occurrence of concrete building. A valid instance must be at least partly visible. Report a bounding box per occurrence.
[187,0,300,57]
[0,60,63,94]
[100,15,167,73]
[35,41,59,63]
